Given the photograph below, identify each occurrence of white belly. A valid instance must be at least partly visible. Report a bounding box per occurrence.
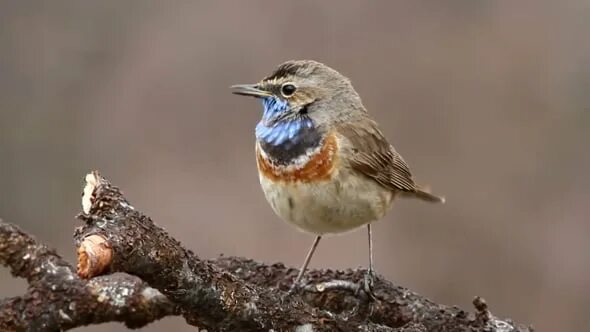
[259,167,395,235]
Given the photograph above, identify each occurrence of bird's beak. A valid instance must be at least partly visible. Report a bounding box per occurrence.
[230,84,272,98]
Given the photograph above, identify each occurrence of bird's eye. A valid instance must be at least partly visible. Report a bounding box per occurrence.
[281,83,297,97]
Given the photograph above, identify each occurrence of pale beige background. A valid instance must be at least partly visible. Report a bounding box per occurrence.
[1,1,589,331]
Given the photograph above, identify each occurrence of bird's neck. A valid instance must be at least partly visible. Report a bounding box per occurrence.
[256,97,322,165]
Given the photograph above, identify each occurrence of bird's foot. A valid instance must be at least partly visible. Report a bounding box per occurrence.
[360,269,378,301]
[287,281,303,296]
[298,271,379,301]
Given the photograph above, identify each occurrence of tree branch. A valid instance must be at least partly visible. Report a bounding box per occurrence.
[0,220,177,331]
[71,171,533,332]
[0,171,533,331]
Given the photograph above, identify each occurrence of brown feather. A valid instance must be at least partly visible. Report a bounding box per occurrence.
[336,118,444,203]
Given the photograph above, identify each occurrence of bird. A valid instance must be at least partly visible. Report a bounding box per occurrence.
[231,60,444,294]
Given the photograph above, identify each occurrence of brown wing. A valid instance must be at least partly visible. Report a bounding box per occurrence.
[337,119,445,203]
[336,119,416,193]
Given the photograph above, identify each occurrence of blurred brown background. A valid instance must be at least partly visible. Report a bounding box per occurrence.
[1,1,589,331]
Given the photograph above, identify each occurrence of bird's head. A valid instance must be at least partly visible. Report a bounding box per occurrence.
[232,60,364,147]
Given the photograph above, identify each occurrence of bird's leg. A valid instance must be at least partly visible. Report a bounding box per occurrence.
[289,235,322,294]
[368,223,374,276]
[300,226,378,300]
[363,223,377,300]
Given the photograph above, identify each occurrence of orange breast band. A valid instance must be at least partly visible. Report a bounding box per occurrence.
[257,133,338,183]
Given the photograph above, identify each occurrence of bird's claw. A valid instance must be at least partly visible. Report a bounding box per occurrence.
[361,270,378,301]
[287,282,302,296]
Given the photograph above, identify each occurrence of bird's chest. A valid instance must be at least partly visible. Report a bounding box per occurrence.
[256,133,393,234]
[256,132,338,183]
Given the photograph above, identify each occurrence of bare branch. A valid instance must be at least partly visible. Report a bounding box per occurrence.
[0,171,533,331]
[73,171,533,332]
[0,220,176,331]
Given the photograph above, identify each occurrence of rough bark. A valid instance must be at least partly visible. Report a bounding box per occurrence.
[0,221,176,331]
[0,171,534,331]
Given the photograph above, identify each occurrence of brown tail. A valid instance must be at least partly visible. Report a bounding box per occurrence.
[407,185,445,203]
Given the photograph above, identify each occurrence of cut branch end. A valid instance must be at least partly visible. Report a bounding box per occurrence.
[77,234,112,279]
[82,171,100,214]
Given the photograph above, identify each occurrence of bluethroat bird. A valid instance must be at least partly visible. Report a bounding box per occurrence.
[231,60,444,294]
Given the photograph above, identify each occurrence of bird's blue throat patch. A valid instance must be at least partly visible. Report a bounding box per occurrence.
[256,97,322,165]
[255,97,309,145]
